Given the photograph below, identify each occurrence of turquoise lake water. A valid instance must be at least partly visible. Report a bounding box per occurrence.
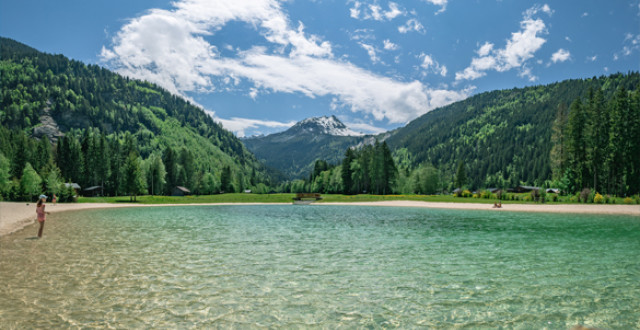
[1,205,639,328]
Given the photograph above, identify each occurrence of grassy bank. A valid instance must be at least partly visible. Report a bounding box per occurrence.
[77,193,633,204]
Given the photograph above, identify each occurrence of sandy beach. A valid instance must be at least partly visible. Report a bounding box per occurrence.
[1,201,638,237]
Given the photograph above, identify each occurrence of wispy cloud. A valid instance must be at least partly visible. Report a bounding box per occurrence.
[214,116,295,137]
[422,0,447,13]
[360,42,381,63]
[614,33,640,60]
[383,39,398,50]
[398,18,425,34]
[349,1,404,21]
[101,0,468,134]
[419,53,447,77]
[455,4,551,82]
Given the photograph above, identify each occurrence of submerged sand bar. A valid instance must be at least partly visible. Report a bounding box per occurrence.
[1,201,638,237]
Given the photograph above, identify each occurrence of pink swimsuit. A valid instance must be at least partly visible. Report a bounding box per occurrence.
[36,205,46,222]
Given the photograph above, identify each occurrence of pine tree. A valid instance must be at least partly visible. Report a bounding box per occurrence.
[455,161,467,189]
[380,141,397,195]
[567,98,588,191]
[607,87,628,195]
[0,152,11,196]
[586,89,608,192]
[628,90,640,194]
[180,148,196,190]
[341,148,355,194]
[220,165,232,193]
[550,102,569,181]
[163,146,177,195]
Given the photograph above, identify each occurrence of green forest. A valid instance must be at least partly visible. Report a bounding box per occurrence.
[1,37,638,202]
[0,37,271,200]
[276,73,640,199]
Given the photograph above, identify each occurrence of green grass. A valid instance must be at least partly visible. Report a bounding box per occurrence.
[77,193,633,205]
[77,194,297,204]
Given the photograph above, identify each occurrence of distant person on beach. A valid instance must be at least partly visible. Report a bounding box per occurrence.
[52,194,57,205]
[36,195,50,238]
[493,201,502,208]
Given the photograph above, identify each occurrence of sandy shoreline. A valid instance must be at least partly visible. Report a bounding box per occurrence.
[1,201,638,237]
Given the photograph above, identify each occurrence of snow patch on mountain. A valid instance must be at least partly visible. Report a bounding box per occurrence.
[294,115,363,136]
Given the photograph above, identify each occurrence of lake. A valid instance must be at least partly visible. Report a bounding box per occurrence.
[1,205,639,328]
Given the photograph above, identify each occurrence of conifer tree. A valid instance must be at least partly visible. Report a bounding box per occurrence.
[455,161,467,189]
[567,98,588,191]
[341,147,355,194]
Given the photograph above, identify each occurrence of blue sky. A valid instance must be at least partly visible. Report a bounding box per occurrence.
[2,0,639,136]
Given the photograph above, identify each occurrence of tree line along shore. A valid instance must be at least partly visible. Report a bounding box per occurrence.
[1,82,640,205]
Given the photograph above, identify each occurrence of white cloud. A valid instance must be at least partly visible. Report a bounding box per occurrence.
[383,39,398,50]
[360,42,380,63]
[215,116,295,137]
[423,0,447,13]
[550,48,570,63]
[101,0,469,130]
[614,33,640,60]
[349,1,405,21]
[587,55,597,62]
[398,18,425,34]
[342,121,387,135]
[581,12,588,17]
[476,42,494,57]
[455,4,550,82]
[419,53,447,77]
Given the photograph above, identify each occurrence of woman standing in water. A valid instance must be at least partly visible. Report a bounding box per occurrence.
[36,195,50,238]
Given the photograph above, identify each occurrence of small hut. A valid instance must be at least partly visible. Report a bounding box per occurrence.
[172,186,191,196]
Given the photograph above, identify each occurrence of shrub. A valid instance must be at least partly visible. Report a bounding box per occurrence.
[462,189,472,198]
[496,190,503,200]
[523,195,532,201]
[604,195,611,204]
[624,197,634,204]
[473,193,479,198]
[580,188,591,203]
[481,190,493,199]
[634,195,640,205]
[552,193,558,202]
[594,193,604,204]
[530,189,540,202]
[570,195,578,203]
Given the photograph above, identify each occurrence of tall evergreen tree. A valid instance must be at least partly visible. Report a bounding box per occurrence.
[163,146,177,195]
[586,89,608,192]
[341,148,355,194]
[220,165,232,193]
[607,87,628,195]
[567,98,588,191]
[455,161,467,189]
[550,102,569,181]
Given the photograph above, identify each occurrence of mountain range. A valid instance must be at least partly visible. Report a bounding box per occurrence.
[245,73,640,188]
[242,115,378,180]
[2,36,638,193]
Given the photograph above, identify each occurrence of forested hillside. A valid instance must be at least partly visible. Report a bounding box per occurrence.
[0,37,270,200]
[386,73,640,192]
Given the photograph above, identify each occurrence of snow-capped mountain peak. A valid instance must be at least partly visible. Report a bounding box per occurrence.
[292,115,363,136]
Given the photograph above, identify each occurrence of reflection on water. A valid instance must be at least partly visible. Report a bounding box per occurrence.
[1,205,639,328]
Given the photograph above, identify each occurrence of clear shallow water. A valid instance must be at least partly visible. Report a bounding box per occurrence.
[1,205,639,328]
